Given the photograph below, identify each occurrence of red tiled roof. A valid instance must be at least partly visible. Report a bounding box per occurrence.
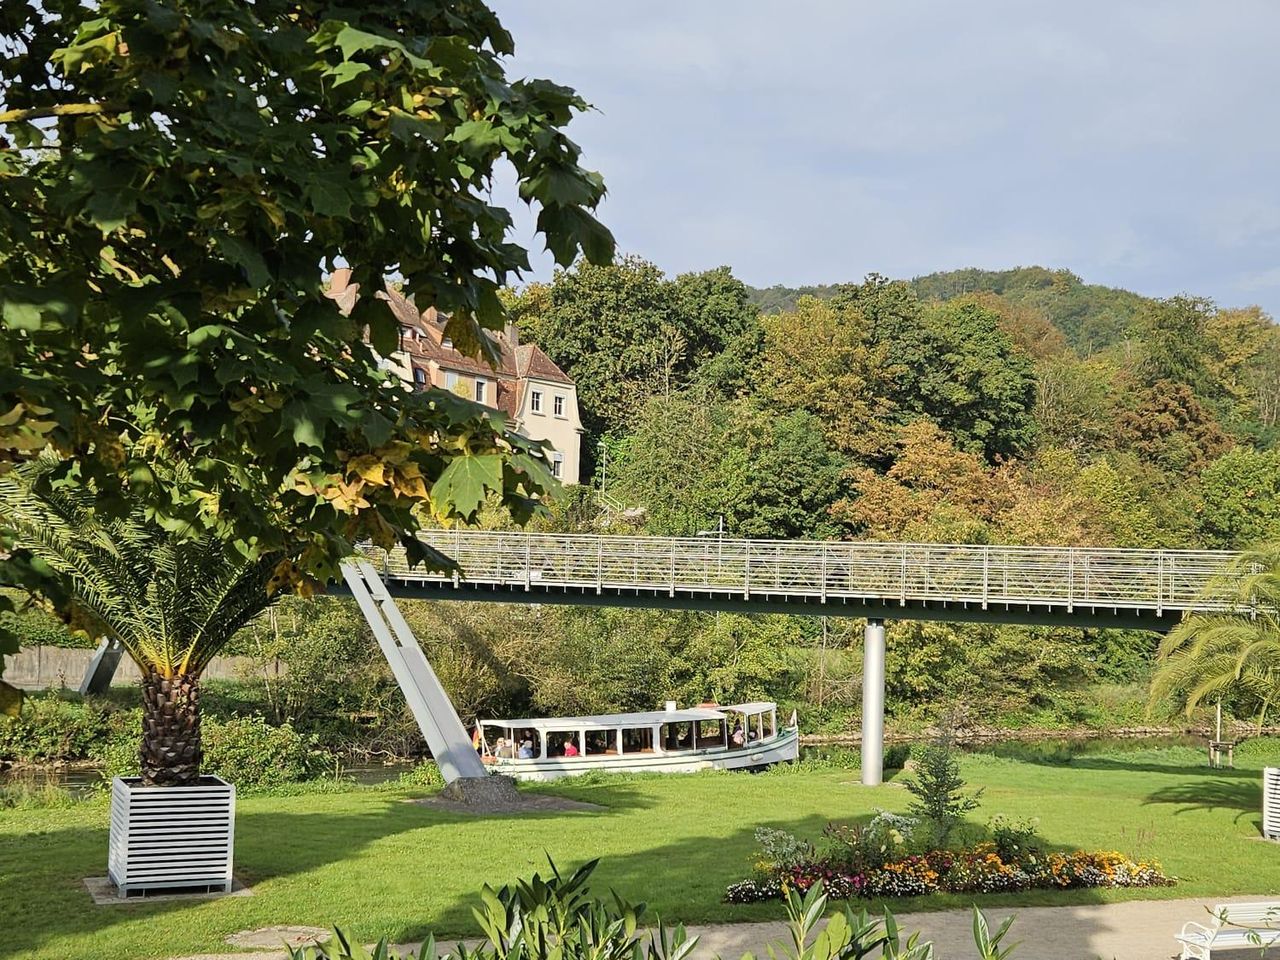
[379,287,518,378]
[515,344,574,385]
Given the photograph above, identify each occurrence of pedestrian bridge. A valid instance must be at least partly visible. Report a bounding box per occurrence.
[362,530,1244,632]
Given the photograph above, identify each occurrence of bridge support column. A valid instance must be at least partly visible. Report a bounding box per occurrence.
[861,618,886,786]
[342,561,488,784]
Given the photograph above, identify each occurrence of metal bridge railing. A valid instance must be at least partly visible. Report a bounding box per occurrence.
[360,531,1246,615]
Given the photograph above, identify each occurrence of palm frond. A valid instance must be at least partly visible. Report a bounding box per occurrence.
[0,453,286,677]
[1151,545,1280,718]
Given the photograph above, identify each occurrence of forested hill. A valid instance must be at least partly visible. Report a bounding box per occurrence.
[748,266,1151,353]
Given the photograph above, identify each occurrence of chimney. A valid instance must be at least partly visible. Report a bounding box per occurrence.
[504,321,519,350]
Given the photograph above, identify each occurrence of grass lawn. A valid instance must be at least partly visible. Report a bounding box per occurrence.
[4,747,1280,960]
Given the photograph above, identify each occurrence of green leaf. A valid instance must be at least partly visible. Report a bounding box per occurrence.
[430,454,503,518]
[536,206,616,267]
[282,401,324,450]
[323,60,372,86]
[522,166,600,207]
[0,681,21,718]
[214,234,271,288]
[304,175,353,219]
[1,286,78,332]
[85,187,136,233]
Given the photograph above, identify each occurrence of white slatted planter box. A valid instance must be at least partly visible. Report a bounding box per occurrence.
[108,776,235,896]
[1264,767,1280,839]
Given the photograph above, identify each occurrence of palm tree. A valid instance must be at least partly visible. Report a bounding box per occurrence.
[1151,544,1280,728]
[0,456,286,785]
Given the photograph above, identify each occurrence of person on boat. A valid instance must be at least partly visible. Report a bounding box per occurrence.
[518,738,535,759]
[731,722,746,748]
[563,739,579,757]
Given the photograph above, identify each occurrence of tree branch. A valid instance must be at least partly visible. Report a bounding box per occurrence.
[0,103,109,124]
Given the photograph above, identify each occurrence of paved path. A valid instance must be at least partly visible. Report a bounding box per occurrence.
[173,895,1275,960]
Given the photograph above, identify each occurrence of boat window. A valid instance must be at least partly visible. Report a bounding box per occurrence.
[584,729,616,755]
[662,722,694,751]
[619,727,654,754]
[763,713,776,738]
[547,732,579,757]
[699,720,725,744]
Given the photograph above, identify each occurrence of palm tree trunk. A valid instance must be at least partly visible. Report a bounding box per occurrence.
[140,670,203,786]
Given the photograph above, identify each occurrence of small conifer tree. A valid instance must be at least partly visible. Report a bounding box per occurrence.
[905,719,982,845]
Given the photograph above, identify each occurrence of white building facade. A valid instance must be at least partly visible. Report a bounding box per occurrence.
[379,288,584,485]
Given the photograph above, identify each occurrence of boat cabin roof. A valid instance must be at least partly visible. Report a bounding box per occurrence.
[726,701,777,715]
[481,703,775,733]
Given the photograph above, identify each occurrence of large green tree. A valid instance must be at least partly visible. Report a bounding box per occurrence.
[0,2,616,700]
[0,0,613,585]
[830,278,1038,460]
[510,257,760,456]
[1198,448,1280,548]
[613,392,847,539]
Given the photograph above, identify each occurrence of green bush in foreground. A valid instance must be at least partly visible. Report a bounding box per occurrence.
[289,860,1013,960]
[0,693,137,763]
[99,715,322,789]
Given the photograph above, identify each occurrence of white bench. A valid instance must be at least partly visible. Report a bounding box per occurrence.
[1178,903,1280,959]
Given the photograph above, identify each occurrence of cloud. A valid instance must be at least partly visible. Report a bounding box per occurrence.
[490,0,1280,316]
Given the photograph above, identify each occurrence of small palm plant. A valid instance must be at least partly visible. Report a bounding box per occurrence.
[0,456,286,785]
[1151,545,1280,727]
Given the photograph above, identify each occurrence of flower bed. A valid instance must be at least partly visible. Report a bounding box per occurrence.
[725,816,1172,903]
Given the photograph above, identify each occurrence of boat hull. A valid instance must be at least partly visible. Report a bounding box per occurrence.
[487,727,800,781]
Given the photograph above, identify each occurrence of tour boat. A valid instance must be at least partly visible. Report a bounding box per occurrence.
[476,700,799,781]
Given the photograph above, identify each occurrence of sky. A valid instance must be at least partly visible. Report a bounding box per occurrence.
[490,1,1280,316]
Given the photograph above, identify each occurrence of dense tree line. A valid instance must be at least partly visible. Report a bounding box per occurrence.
[20,259,1274,740]
[486,258,1280,732]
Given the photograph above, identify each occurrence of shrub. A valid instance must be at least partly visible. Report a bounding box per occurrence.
[295,859,1017,960]
[988,815,1042,862]
[202,717,321,789]
[290,858,698,960]
[753,827,814,875]
[95,736,141,780]
[394,761,445,791]
[0,694,116,762]
[92,714,322,788]
[822,812,918,873]
[884,743,911,769]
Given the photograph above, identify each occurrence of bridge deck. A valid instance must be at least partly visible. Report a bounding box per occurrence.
[360,532,1245,630]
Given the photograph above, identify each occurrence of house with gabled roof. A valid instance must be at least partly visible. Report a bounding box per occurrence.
[378,287,584,485]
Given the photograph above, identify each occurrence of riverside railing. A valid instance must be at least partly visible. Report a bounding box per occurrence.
[361,531,1246,617]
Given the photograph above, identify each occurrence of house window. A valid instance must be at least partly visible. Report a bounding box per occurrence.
[553,394,565,417]
[474,379,487,404]
[444,371,458,390]
[551,453,564,479]
[413,367,426,387]
[442,337,453,349]
[530,390,543,414]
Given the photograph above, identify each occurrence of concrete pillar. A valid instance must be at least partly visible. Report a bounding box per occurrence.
[861,619,886,786]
